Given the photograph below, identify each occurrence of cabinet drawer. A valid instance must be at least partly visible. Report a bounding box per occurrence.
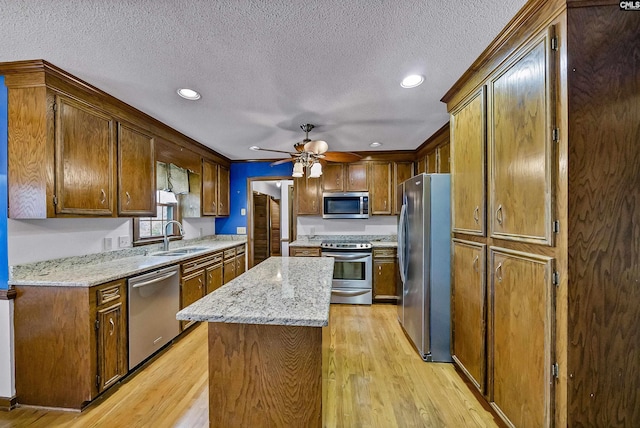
[289,247,321,257]
[182,252,223,274]
[373,248,396,258]
[96,282,124,306]
[235,244,245,255]
[224,248,236,259]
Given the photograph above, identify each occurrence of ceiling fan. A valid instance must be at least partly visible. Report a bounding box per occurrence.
[250,124,362,177]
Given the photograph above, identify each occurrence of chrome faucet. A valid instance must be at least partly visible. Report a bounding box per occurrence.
[163,220,185,251]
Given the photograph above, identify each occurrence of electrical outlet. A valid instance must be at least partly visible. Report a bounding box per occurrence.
[241,208,246,216]
[237,227,247,235]
[103,237,113,251]
[199,227,204,237]
[118,236,129,248]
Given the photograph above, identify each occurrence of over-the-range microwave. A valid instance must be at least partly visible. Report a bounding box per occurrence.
[322,192,369,219]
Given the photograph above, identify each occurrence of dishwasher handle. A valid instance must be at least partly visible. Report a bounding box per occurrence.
[131,271,178,288]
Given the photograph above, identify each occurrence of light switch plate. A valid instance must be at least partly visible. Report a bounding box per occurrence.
[241,208,246,216]
[103,237,113,251]
[237,227,247,235]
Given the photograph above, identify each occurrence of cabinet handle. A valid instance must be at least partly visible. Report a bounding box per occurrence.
[336,177,340,186]
[473,206,479,223]
[312,200,316,210]
[496,204,503,225]
[384,200,387,210]
[109,318,115,336]
[495,262,503,282]
[100,189,107,205]
[473,255,479,273]
[198,277,203,289]
[125,192,131,205]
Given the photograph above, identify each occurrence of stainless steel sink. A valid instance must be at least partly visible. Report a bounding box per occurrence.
[152,247,210,256]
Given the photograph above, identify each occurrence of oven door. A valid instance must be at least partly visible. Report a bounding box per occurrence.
[321,252,372,289]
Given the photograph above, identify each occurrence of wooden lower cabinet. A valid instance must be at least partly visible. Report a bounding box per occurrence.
[206,262,223,294]
[181,270,205,330]
[289,246,321,257]
[223,248,237,284]
[372,248,398,302]
[14,280,127,409]
[451,239,486,394]
[489,247,555,428]
[236,246,246,276]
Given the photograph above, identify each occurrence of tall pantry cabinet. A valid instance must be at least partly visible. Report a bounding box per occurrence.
[444,1,640,427]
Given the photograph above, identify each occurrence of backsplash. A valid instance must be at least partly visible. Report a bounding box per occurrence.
[297,215,398,236]
[295,234,396,242]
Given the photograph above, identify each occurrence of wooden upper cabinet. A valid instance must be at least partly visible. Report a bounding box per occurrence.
[451,89,486,236]
[370,162,392,215]
[346,163,368,191]
[490,247,554,428]
[437,142,451,173]
[322,164,344,192]
[117,123,155,216]
[202,159,218,216]
[217,164,230,216]
[393,161,413,214]
[416,157,426,175]
[295,176,321,215]
[55,95,116,216]
[489,29,555,245]
[451,240,486,394]
[426,151,437,173]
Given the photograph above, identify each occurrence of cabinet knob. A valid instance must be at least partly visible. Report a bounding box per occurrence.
[496,204,503,225]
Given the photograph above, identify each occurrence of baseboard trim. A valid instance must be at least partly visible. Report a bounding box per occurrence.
[0,395,17,411]
[0,287,17,300]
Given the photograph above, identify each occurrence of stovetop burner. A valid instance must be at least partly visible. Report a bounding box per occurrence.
[320,241,372,250]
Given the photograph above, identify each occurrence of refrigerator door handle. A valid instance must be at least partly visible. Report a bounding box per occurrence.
[398,203,408,285]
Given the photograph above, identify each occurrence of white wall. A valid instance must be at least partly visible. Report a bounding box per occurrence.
[297,215,398,236]
[0,300,14,400]
[252,181,281,199]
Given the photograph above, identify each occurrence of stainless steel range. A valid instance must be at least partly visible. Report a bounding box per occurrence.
[321,241,372,305]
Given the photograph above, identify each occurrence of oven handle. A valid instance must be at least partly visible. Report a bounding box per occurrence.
[322,254,369,261]
[331,289,370,297]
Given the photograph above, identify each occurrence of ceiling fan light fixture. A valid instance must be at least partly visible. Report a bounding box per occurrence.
[309,162,323,178]
[292,161,304,178]
[304,140,329,155]
[400,74,424,88]
[177,88,201,100]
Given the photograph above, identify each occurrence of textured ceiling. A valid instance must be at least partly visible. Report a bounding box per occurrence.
[0,0,527,161]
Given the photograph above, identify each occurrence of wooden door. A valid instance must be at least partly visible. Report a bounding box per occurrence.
[393,161,413,214]
[373,248,398,302]
[451,89,486,235]
[346,163,368,191]
[295,176,321,215]
[181,271,205,330]
[270,198,281,256]
[490,247,554,428]
[217,164,230,216]
[416,157,426,174]
[370,162,392,215]
[452,240,486,394]
[322,164,344,192]
[206,263,223,294]
[253,192,269,265]
[55,95,116,215]
[437,142,450,173]
[202,159,218,216]
[223,259,236,284]
[489,30,555,245]
[96,302,125,392]
[426,151,437,173]
[235,252,246,276]
[117,123,155,216]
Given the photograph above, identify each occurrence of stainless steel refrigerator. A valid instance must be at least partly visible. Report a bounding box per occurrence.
[397,173,452,362]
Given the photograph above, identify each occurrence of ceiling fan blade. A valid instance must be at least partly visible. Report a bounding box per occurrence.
[270,157,296,166]
[322,152,362,163]
[252,147,297,155]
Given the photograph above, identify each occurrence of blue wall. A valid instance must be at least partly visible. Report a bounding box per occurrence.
[215,161,292,234]
[0,77,8,289]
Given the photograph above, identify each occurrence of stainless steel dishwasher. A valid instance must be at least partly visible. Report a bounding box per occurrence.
[128,265,181,369]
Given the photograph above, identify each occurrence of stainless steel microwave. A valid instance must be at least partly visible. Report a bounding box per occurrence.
[322,192,369,219]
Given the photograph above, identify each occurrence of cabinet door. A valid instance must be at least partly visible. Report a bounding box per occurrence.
[55,95,116,215]
[416,157,426,175]
[451,89,486,235]
[426,151,437,173]
[118,123,155,216]
[452,240,486,394]
[206,263,223,294]
[346,163,368,191]
[181,271,205,329]
[373,249,398,302]
[217,164,230,216]
[489,30,555,245]
[96,302,126,392]
[437,142,450,173]
[322,164,344,192]
[295,177,321,215]
[235,253,246,276]
[490,247,555,428]
[202,159,218,216]
[223,260,236,284]
[393,161,413,214]
[370,162,392,215]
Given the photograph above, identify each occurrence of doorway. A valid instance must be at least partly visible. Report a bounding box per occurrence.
[247,177,294,268]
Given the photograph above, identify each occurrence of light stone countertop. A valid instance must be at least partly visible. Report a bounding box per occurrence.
[9,237,247,287]
[176,256,334,327]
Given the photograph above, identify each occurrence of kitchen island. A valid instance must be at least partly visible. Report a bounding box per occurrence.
[176,256,334,428]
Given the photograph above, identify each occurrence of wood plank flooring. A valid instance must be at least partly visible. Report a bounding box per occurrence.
[0,304,501,427]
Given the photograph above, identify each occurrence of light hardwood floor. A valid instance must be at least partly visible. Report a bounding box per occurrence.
[0,304,501,427]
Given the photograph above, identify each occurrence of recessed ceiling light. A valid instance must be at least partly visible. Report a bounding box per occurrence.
[400,74,424,88]
[249,146,260,151]
[370,141,382,147]
[177,88,201,100]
